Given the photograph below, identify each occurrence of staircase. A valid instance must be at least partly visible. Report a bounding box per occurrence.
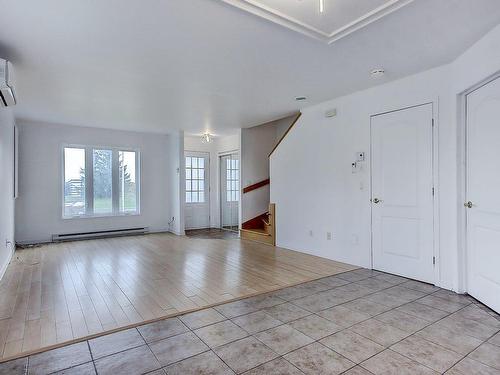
[240,203,275,245]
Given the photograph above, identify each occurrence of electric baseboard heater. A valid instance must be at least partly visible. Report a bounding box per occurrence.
[52,227,149,242]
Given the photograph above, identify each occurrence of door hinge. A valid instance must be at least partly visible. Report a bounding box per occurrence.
[432,118,435,127]
[432,187,435,196]
[432,256,436,265]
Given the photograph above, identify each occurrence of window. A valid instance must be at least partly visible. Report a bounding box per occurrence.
[119,151,138,213]
[64,147,86,217]
[185,156,205,203]
[226,157,239,202]
[93,149,113,214]
[63,146,139,218]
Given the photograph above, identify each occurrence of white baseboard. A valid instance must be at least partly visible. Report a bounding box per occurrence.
[168,229,185,236]
[0,247,13,282]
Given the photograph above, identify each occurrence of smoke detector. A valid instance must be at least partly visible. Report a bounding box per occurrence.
[370,68,385,78]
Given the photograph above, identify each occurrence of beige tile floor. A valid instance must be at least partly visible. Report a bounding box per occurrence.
[1,267,499,374]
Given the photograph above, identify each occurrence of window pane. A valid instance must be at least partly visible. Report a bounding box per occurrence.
[198,158,204,168]
[199,192,204,202]
[192,157,198,168]
[192,180,198,192]
[192,169,198,179]
[93,149,113,214]
[185,157,191,168]
[186,192,192,203]
[198,169,204,179]
[119,151,137,213]
[199,180,204,191]
[64,148,86,217]
[186,169,191,179]
[192,192,199,203]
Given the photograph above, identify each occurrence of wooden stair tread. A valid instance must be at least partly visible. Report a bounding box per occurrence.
[240,228,271,236]
[240,203,275,246]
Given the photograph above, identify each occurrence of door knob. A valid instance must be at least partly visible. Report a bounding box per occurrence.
[464,201,474,208]
[372,198,382,204]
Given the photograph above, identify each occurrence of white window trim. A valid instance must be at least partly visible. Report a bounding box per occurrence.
[62,144,141,219]
[225,155,239,202]
[185,151,209,204]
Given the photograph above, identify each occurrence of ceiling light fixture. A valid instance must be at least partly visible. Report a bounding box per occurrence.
[201,133,213,143]
[319,0,324,13]
[295,96,307,101]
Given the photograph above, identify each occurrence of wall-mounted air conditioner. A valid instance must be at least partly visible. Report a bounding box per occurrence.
[0,59,16,107]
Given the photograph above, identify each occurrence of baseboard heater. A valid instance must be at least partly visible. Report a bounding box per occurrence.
[52,227,149,242]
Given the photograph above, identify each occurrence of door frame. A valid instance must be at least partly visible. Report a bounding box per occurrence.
[184,150,211,229]
[369,101,440,285]
[219,150,240,232]
[458,71,500,294]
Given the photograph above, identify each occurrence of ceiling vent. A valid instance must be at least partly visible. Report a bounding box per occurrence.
[0,59,16,107]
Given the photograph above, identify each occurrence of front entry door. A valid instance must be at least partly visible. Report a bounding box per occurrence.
[185,152,210,229]
[371,103,434,283]
[466,76,500,313]
[220,153,239,232]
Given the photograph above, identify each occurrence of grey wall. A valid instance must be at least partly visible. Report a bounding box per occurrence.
[15,121,171,243]
[0,108,15,279]
[241,115,296,223]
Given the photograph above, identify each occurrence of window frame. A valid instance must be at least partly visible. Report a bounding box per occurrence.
[225,155,239,203]
[185,152,209,204]
[62,144,141,219]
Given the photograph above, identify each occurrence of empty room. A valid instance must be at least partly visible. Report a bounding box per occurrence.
[1,0,500,374]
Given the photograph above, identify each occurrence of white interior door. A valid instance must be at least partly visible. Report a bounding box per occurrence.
[371,104,434,283]
[466,76,500,313]
[220,153,239,231]
[185,152,210,230]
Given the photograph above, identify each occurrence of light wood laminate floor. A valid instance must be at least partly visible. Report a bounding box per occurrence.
[0,233,356,361]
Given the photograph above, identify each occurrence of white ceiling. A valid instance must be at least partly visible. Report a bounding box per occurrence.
[222,0,413,43]
[0,0,499,135]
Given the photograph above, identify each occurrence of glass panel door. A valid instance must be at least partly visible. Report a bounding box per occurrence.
[185,152,210,229]
[220,153,239,232]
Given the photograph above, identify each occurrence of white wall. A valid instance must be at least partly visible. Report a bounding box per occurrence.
[0,108,15,279]
[184,134,239,228]
[15,121,172,243]
[167,130,185,235]
[241,115,296,223]
[271,24,500,292]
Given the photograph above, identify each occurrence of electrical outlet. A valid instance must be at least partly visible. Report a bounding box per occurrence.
[326,232,332,240]
[352,234,359,245]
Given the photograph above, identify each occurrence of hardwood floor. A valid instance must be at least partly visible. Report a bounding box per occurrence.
[0,233,356,361]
